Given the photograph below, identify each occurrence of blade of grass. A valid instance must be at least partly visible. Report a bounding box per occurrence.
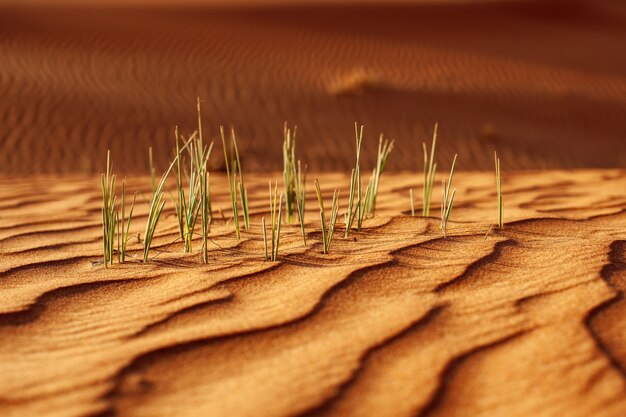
[231,128,250,231]
[440,154,458,238]
[345,123,363,237]
[143,135,194,262]
[221,126,241,239]
[262,217,268,261]
[101,150,117,267]
[422,123,438,217]
[364,133,393,217]
[495,151,503,228]
[314,178,339,254]
[293,159,307,246]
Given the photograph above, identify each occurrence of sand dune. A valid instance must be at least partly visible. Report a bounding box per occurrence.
[1,0,626,175]
[1,170,626,416]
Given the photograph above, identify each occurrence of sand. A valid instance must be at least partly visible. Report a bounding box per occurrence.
[1,170,626,416]
[2,0,626,175]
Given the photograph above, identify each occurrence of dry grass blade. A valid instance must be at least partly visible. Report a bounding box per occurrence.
[364,133,393,216]
[263,181,283,261]
[314,178,340,254]
[101,150,116,267]
[118,179,136,263]
[293,159,307,246]
[410,188,415,216]
[221,126,249,238]
[440,154,458,238]
[196,99,214,263]
[422,123,438,217]
[221,126,240,239]
[495,151,503,228]
[143,135,193,262]
[174,127,202,253]
[345,123,364,237]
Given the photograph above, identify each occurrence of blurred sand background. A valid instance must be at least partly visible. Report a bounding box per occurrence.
[1,0,626,174]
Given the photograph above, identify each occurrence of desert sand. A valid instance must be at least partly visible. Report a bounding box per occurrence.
[2,0,626,174]
[1,169,626,416]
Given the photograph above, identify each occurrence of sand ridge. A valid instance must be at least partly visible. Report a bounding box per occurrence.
[2,0,626,174]
[1,170,626,416]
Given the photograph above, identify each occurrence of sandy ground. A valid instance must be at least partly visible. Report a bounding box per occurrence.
[2,0,626,175]
[1,170,626,416]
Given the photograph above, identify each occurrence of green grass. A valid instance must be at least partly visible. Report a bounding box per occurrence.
[174,100,214,254]
[196,98,214,263]
[220,126,249,239]
[364,134,393,216]
[174,127,202,252]
[263,180,283,261]
[143,135,192,262]
[117,179,136,263]
[293,159,307,246]
[283,123,297,224]
[422,123,438,217]
[345,123,363,238]
[101,150,117,267]
[495,151,503,228]
[440,154,457,238]
[314,178,339,254]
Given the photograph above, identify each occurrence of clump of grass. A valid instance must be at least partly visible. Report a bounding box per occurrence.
[220,126,249,239]
[283,123,297,224]
[143,136,192,262]
[174,100,214,255]
[117,179,136,263]
[314,179,339,254]
[262,181,283,261]
[422,123,438,217]
[410,188,415,216]
[440,154,458,238]
[293,159,307,246]
[345,123,364,238]
[101,150,117,267]
[174,127,201,253]
[101,152,137,266]
[495,151,503,228]
[364,134,393,216]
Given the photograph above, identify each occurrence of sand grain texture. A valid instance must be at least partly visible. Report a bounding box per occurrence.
[1,170,626,416]
[2,0,626,174]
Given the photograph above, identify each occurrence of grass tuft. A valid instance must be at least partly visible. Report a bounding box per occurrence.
[117,179,136,263]
[345,123,364,237]
[263,180,283,261]
[220,126,249,239]
[495,151,503,228]
[364,133,393,216]
[174,100,214,255]
[101,150,117,267]
[314,178,339,254]
[293,159,307,246]
[422,123,438,217]
[174,127,201,253]
[440,154,458,238]
[143,135,193,262]
[196,98,213,263]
